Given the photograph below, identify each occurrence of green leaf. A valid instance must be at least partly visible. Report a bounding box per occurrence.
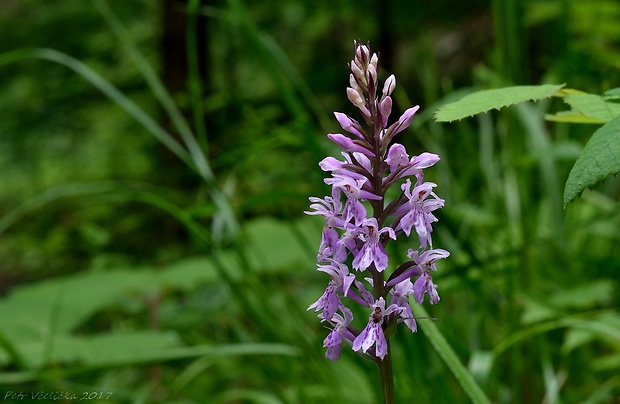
[562,328,596,354]
[0,330,180,370]
[562,93,620,122]
[545,110,606,124]
[520,297,561,325]
[494,312,620,360]
[592,354,620,371]
[602,87,620,101]
[0,260,224,349]
[434,84,564,122]
[244,217,316,272]
[0,332,298,382]
[564,115,620,205]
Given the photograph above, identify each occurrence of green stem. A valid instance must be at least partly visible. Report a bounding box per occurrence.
[358,45,395,403]
[378,344,395,404]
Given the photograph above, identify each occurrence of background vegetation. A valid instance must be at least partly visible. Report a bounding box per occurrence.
[0,0,619,402]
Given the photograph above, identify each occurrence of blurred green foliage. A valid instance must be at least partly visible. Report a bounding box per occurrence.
[0,0,619,403]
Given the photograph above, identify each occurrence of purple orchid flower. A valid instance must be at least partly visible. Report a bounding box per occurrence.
[385,143,410,172]
[389,279,417,333]
[352,218,396,272]
[305,196,347,261]
[325,175,381,225]
[394,179,444,248]
[352,297,400,360]
[408,248,450,304]
[321,305,355,361]
[413,272,440,305]
[397,152,441,180]
[306,41,448,363]
[308,260,356,320]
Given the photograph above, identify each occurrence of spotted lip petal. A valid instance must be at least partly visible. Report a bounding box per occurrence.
[413,272,440,304]
[322,305,354,361]
[352,218,396,272]
[352,298,388,359]
[389,279,417,333]
[394,179,444,248]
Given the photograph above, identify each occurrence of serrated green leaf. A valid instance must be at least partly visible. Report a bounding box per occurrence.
[564,115,620,205]
[563,93,620,122]
[434,84,564,122]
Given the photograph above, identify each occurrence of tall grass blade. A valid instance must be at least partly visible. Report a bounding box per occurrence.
[186,0,210,152]
[93,0,211,181]
[93,0,238,241]
[0,48,191,167]
[412,304,492,404]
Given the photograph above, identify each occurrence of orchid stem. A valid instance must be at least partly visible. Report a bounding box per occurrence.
[378,343,395,404]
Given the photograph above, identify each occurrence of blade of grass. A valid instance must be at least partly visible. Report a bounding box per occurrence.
[411,304,492,404]
[0,48,191,168]
[201,0,330,134]
[186,0,209,152]
[0,181,126,236]
[0,49,242,242]
[493,314,620,359]
[516,103,563,240]
[0,181,212,245]
[93,0,211,182]
[257,31,332,131]
[93,0,238,241]
[0,329,28,371]
[0,343,300,384]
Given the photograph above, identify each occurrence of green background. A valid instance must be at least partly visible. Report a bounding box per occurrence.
[0,0,619,402]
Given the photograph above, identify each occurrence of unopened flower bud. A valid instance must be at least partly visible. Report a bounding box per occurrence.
[327,133,375,158]
[379,96,392,127]
[383,74,396,97]
[370,53,378,70]
[347,87,365,109]
[319,156,344,172]
[356,44,370,65]
[391,106,420,136]
[350,62,366,85]
[367,63,378,90]
[334,112,364,138]
[349,74,362,93]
